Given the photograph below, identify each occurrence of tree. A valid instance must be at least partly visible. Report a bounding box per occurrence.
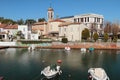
[93,32,99,42]
[113,36,118,42]
[25,19,36,25]
[61,37,68,43]
[16,31,24,39]
[104,21,112,33]
[112,23,119,36]
[82,28,90,40]
[1,19,16,24]
[104,33,109,42]
[90,23,97,39]
[17,19,24,25]
[38,18,46,22]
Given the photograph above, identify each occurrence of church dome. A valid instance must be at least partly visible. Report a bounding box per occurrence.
[48,7,54,11]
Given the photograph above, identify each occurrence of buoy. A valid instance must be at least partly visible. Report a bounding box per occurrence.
[57,60,62,63]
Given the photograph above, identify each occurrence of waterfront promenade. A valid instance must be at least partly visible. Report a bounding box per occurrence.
[0,42,120,50]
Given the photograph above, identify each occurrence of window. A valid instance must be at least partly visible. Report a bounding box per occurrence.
[64,28,66,32]
[74,19,76,22]
[71,27,73,31]
[81,18,83,22]
[85,17,86,22]
[87,17,89,22]
[59,28,61,34]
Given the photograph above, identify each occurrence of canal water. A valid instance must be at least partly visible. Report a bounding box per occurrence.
[0,48,120,80]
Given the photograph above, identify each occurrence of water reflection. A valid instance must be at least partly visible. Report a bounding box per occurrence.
[0,48,120,80]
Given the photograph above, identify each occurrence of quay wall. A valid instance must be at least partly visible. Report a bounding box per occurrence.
[0,42,120,50]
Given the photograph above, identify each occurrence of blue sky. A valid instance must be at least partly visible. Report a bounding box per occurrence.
[0,0,120,22]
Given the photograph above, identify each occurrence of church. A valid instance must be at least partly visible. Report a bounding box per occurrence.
[32,7,104,41]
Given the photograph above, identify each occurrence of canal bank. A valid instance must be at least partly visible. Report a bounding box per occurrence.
[0,42,120,50]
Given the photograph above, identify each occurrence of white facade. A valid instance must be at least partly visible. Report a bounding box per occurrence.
[59,23,88,41]
[18,25,28,39]
[74,13,104,30]
[61,13,104,31]
[30,33,39,40]
[49,20,64,33]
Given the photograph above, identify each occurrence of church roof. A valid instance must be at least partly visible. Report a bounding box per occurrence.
[59,22,81,27]
[32,27,44,31]
[33,22,47,25]
[60,16,74,19]
[49,19,65,22]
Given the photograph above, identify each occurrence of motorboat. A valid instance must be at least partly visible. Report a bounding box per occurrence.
[81,48,86,52]
[88,68,110,80]
[65,46,71,51]
[41,64,62,79]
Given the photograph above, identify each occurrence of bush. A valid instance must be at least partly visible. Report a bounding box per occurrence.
[93,32,98,42]
[61,38,68,43]
[104,33,109,42]
[113,36,118,42]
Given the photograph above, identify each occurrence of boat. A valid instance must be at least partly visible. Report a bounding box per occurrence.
[88,68,110,80]
[89,47,94,52]
[41,64,62,79]
[65,46,71,51]
[81,48,86,52]
[28,44,35,51]
[0,76,5,80]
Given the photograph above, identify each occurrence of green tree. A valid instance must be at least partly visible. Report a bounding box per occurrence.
[1,19,16,24]
[104,33,109,42]
[93,32,99,42]
[82,28,90,40]
[0,17,4,22]
[61,37,68,43]
[17,19,24,25]
[38,18,46,22]
[25,19,36,25]
[113,36,118,42]
[16,31,24,39]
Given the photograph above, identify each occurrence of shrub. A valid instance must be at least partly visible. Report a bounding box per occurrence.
[61,38,68,43]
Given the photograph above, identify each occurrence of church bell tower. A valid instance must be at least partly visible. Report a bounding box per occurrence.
[47,7,54,21]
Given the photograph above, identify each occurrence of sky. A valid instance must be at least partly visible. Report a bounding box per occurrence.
[0,0,120,22]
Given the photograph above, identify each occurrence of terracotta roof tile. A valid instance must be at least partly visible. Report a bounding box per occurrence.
[0,24,18,29]
[0,24,7,28]
[59,22,81,27]
[50,19,65,22]
[4,24,18,29]
[32,26,44,31]
[33,22,47,25]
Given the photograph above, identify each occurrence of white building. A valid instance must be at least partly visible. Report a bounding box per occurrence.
[61,13,104,34]
[0,23,18,40]
[18,25,29,39]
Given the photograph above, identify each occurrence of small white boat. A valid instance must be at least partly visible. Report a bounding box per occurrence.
[28,44,35,51]
[65,46,71,51]
[41,64,62,79]
[81,48,86,52]
[88,68,110,80]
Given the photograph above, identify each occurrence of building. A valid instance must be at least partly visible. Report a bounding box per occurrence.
[59,22,88,41]
[31,7,104,41]
[0,23,18,40]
